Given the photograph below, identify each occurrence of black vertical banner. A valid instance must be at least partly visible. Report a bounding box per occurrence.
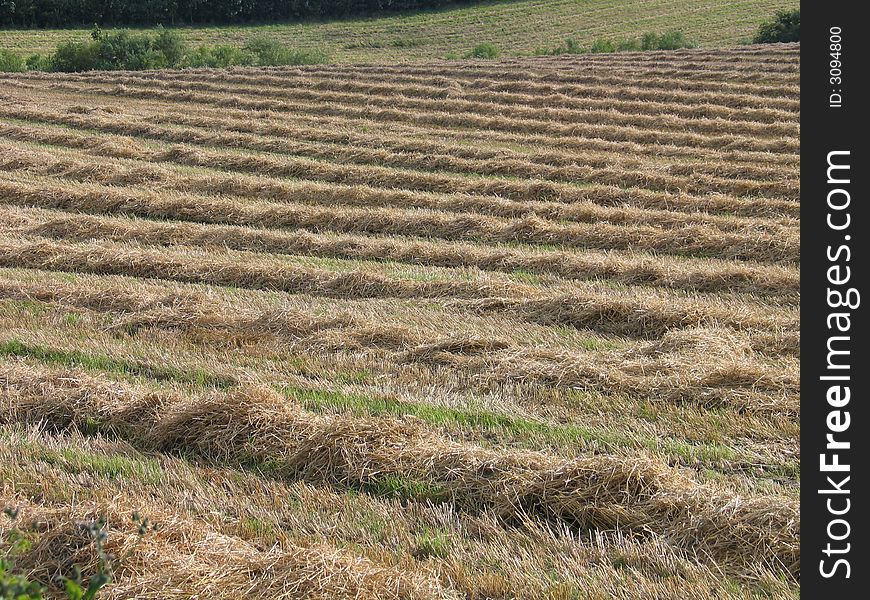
[803,3,868,597]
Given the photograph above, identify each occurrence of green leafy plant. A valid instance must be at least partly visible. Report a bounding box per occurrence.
[0,49,25,73]
[464,43,499,59]
[753,9,800,43]
[1,507,158,600]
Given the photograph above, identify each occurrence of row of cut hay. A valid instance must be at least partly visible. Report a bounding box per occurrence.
[0,459,796,600]
[0,237,537,302]
[138,104,801,173]
[0,238,798,347]
[7,47,799,96]
[148,68,800,123]
[0,177,800,264]
[0,278,798,412]
[106,88,798,168]
[0,188,799,297]
[0,103,799,192]
[281,59,800,94]
[5,81,802,173]
[54,70,799,139]
[281,50,800,79]
[0,142,801,219]
[0,119,799,202]
[1,499,449,600]
[2,101,802,187]
[522,45,800,63]
[143,107,799,183]
[38,73,799,143]
[451,293,797,343]
[1,151,798,237]
[0,365,800,581]
[441,59,802,82]
[17,80,800,155]
[261,65,802,109]
[471,329,799,413]
[0,67,800,113]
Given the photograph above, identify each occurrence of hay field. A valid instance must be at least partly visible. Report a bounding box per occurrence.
[1,0,799,61]
[0,44,799,598]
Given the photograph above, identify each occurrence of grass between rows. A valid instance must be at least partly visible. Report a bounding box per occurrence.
[0,337,771,475]
[0,339,234,388]
[0,425,797,599]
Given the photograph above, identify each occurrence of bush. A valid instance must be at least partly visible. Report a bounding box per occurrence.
[540,30,694,56]
[590,39,615,53]
[465,43,499,59]
[0,49,25,72]
[615,39,640,52]
[49,26,186,72]
[595,30,699,52]
[26,54,51,71]
[537,38,584,56]
[153,26,188,66]
[9,28,325,72]
[753,9,800,43]
[50,39,100,72]
[655,30,694,50]
[640,32,659,51]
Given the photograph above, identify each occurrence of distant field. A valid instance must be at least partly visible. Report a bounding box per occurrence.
[1,0,798,61]
[0,45,800,598]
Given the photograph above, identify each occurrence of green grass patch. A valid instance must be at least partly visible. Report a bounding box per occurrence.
[239,516,276,540]
[0,339,234,389]
[464,42,499,59]
[0,299,50,317]
[361,475,448,503]
[36,447,163,484]
[290,386,759,471]
[413,527,453,559]
[287,386,627,449]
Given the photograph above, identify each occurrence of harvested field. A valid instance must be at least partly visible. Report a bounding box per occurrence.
[0,45,800,598]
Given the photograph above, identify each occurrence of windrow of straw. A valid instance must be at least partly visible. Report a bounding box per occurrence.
[2,188,799,267]
[0,278,798,412]
[12,51,798,96]
[264,60,800,94]
[140,105,801,173]
[0,103,799,188]
[0,148,797,234]
[0,119,799,201]
[0,238,537,301]
[0,192,799,297]
[14,79,799,154]
[452,293,796,340]
[258,65,801,107]
[0,238,797,343]
[0,365,800,580]
[35,71,798,140]
[141,68,800,124]
[2,500,452,600]
[0,144,801,218]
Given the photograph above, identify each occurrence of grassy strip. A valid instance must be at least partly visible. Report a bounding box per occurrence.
[288,386,748,467]
[0,338,787,476]
[0,339,234,389]
[36,446,164,484]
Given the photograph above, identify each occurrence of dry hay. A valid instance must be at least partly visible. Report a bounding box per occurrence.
[0,45,800,597]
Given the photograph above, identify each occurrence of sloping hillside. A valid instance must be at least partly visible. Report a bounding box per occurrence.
[1,0,799,61]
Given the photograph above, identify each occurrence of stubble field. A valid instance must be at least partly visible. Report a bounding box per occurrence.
[0,43,800,598]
